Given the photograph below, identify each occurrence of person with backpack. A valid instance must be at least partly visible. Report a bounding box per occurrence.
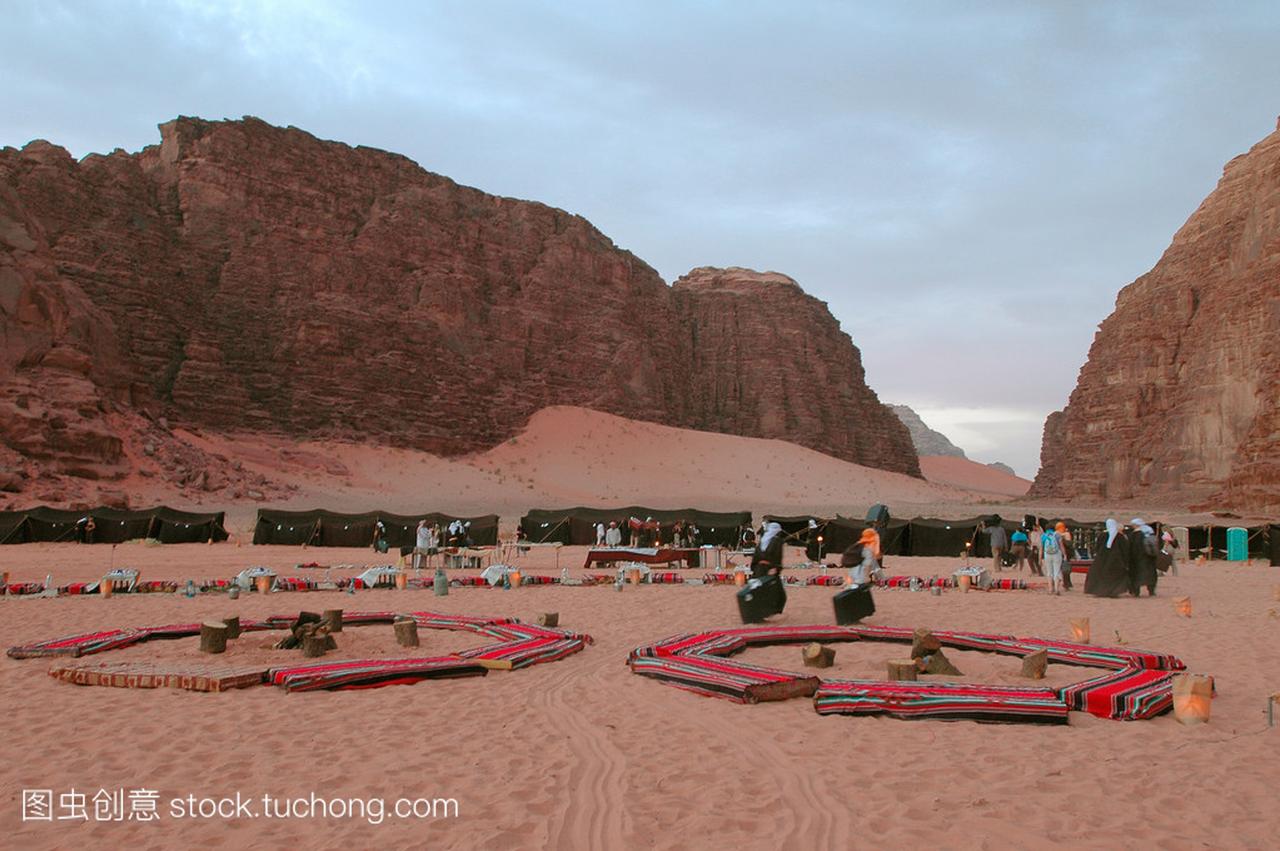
[1041,523,1066,595]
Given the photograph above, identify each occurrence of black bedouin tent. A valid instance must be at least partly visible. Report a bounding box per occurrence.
[251,509,499,548]
[0,506,228,544]
[821,515,911,557]
[519,507,751,548]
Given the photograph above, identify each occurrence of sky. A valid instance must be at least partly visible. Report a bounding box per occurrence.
[3,1,1278,477]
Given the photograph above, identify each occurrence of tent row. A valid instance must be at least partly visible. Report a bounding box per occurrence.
[251,509,499,548]
[519,507,753,548]
[0,506,228,544]
[767,514,1279,560]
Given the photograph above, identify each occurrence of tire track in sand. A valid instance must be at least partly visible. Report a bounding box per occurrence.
[751,725,851,849]
[534,650,628,849]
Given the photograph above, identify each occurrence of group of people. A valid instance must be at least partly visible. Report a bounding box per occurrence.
[983,517,1179,597]
[983,520,1076,595]
[1085,518,1178,598]
[593,518,703,548]
[747,520,885,587]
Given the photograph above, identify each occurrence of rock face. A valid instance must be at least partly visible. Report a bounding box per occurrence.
[0,117,920,498]
[889,404,967,458]
[672,268,919,476]
[985,461,1015,476]
[1031,122,1280,509]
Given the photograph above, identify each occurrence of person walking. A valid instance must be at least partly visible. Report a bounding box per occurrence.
[984,521,1009,572]
[1041,524,1065,595]
[1009,527,1030,572]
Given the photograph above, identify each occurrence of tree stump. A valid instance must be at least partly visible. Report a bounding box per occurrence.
[222,616,241,640]
[887,660,918,681]
[302,636,328,658]
[802,643,836,668]
[536,612,560,627]
[394,618,420,648]
[921,649,962,676]
[199,622,228,654]
[323,609,343,633]
[1020,649,1048,679]
[911,628,942,659]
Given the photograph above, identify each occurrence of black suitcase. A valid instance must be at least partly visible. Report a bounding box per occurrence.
[737,574,786,623]
[833,583,875,624]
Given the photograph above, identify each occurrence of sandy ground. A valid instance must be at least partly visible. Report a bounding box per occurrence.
[918,455,1032,497]
[2,407,1081,533]
[2,541,1278,850]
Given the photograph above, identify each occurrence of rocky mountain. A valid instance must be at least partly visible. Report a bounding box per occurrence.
[1031,120,1280,509]
[671,268,918,475]
[888,404,967,458]
[985,461,1015,476]
[0,117,919,504]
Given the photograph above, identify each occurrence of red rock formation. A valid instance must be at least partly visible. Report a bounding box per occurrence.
[672,268,919,477]
[1031,122,1280,509]
[1,117,920,499]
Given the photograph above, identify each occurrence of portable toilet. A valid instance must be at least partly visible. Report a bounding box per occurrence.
[1225,527,1248,562]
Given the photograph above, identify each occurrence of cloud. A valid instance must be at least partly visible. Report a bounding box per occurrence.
[3,1,1277,479]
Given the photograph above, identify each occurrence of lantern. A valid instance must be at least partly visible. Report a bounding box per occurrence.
[734,571,748,587]
[957,574,972,593]
[1070,617,1090,643]
[627,568,643,585]
[1172,674,1214,725]
[256,575,272,595]
[1174,596,1192,617]
[395,571,408,590]
[99,579,113,598]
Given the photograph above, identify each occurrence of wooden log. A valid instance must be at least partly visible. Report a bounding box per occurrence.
[323,609,343,633]
[921,649,962,676]
[536,612,560,627]
[394,618,420,648]
[743,675,821,703]
[802,643,836,669]
[199,622,228,654]
[222,616,241,640]
[911,628,941,659]
[886,660,918,681]
[1020,649,1049,680]
[301,636,328,658]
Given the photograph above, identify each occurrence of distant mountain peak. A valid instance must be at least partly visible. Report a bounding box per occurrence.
[889,405,967,458]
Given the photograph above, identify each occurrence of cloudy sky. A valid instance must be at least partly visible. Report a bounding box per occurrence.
[4,1,1278,477]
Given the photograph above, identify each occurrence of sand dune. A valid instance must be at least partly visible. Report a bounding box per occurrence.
[169,407,991,533]
[919,455,1033,497]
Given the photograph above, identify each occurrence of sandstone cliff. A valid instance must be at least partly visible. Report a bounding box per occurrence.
[0,117,919,500]
[672,268,919,476]
[1031,121,1280,509]
[888,404,967,458]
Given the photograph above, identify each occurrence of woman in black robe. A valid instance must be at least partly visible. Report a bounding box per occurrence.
[1127,518,1159,596]
[751,522,785,578]
[804,520,821,562]
[1085,519,1131,598]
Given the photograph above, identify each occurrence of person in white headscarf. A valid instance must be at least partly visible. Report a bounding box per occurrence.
[804,519,822,563]
[1128,518,1159,596]
[595,522,606,547]
[751,522,785,578]
[1085,518,1131,598]
[604,520,622,547]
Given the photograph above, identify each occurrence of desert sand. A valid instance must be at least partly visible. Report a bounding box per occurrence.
[61,406,1197,539]
[917,455,1032,498]
[2,540,1278,850]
